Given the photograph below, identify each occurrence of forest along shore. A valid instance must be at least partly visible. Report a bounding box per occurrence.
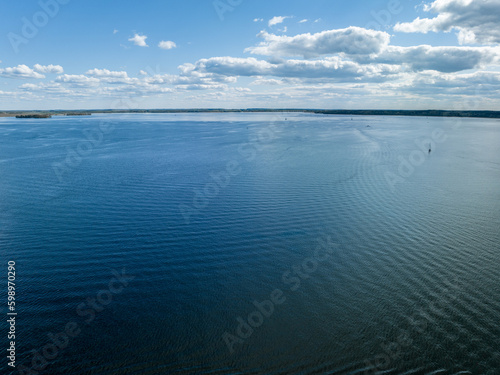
[2,109,500,119]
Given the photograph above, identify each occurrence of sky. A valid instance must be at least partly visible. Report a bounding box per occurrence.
[1,0,500,110]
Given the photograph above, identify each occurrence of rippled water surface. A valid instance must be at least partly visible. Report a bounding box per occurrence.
[1,113,499,374]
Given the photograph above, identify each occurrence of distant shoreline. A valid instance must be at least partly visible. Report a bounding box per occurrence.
[2,109,500,119]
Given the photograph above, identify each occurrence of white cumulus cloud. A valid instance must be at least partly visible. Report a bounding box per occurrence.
[394,0,500,45]
[128,34,148,47]
[245,27,391,58]
[86,68,129,79]
[362,45,500,73]
[181,56,400,81]
[55,74,100,86]
[158,40,177,50]
[33,64,64,74]
[0,65,45,79]
[268,16,291,27]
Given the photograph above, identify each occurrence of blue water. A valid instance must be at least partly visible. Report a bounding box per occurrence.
[1,113,499,374]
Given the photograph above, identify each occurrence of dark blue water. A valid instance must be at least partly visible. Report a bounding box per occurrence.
[1,113,499,374]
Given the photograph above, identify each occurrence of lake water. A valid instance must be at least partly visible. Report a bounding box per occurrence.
[1,113,499,374]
